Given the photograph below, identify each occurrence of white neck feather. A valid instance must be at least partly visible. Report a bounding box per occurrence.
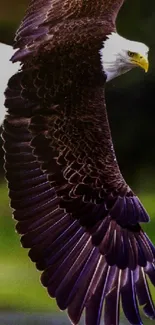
[99,32,149,82]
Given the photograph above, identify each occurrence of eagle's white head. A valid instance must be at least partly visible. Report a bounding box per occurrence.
[100,32,149,82]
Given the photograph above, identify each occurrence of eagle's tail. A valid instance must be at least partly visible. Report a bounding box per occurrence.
[0,43,19,125]
[3,115,155,325]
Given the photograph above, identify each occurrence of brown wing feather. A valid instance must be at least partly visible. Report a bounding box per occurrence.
[15,0,124,41]
[12,0,124,61]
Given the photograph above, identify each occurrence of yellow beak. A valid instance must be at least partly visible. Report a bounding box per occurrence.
[131,54,149,73]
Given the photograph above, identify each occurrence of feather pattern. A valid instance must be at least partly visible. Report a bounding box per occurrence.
[13,0,124,57]
[2,1,155,325]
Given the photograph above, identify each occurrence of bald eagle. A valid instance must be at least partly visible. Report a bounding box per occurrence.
[2,0,155,324]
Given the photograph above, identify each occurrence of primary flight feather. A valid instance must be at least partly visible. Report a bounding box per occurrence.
[2,0,155,324]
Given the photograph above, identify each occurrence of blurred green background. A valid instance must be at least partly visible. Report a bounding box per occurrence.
[0,0,155,323]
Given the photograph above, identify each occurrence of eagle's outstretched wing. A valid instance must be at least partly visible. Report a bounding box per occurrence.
[12,0,124,61]
[2,1,155,325]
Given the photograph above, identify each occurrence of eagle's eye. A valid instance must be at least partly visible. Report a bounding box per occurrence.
[128,51,135,57]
